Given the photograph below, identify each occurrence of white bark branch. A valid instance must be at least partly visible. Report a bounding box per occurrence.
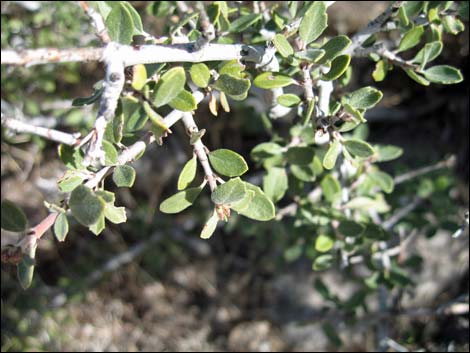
[78,1,111,44]
[1,114,80,146]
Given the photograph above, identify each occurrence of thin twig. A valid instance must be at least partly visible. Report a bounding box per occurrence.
[394,156,456,185]
[78,1,111,44]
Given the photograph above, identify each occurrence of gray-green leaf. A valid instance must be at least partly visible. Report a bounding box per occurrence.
[321,55,351,81]
[211,178,246,205]
[200,210,219,239]
[323,139,341,170]
[69,185,105,226]
[263,167,288,203]
[178,155,197,190]
[209,149,248,177]
[397,25,424,53]
[113,165,136,187]
[318,35,352,64]
[214,74,251,97]
[343,139,375,158]
[299,1,328,44]
[169,90,197,111]
[153,67,186,107]
[105,3,134,44]
[190,63,211,88]
[254,72,296,89]
[342,86,383,110]
[53,213,69,242]
[160,187,202,214]
[423,65,463,84]
[277,94,301,107]
[233,183,275,221]
[1,200,28,232]
[274,33,294,57]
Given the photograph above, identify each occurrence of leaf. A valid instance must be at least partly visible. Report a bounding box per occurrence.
[229,13,262,32]
[397,25,424,53]
[338,221,365,237]
[122,96,148,132]
[160,187,202,214]
[104,204,127,224]
[375,144,404,162]
[1,200,28,232]
[295,49,325,63]
[320,175,341,203]
[58,144,85,170]
[363,223,389,241]
[321,55,351,81]
[131,64,147,91]
[69,185,105,226]
[190,63,211,88]
[291,164,316,182]
[103,140,118,166]
[178,156,197,190]
[423,65,463,84]
[89,214,105,236]
[209,149,248,177]
[299,1,327,44]
[277,94,301,107]
[372,60,387,82]
[219,91,230,112]
[343,139,375,158]
[318,35,352,64]
[254,72,296,89]
[345,196,390,213]
[286,146,315,166]
[274,33,294,57]
[263,167,288,203]
[313,254,334,271]
[211,178,246,205]
[17,243,37,289]
[442,15,465,35]
[413,41,443,68]
[233,183,275,221]
[58,174,84,192]
[72,86,103,106]
[153,67,186,107]
[105,3,135,44]
[219,60,245,77]
[169,90,197,111]
[342,86,383,110]
[404,69,430,86]
[315,234,335,253]
[113,165,135,188]
[200,210,219,239]
[343,103,366,123]
[323,139,341,170]
[370,170,394,193]
[214,74,251,97]
[53,213,69,242]
[251,143,284,161]
[120,1,144,33]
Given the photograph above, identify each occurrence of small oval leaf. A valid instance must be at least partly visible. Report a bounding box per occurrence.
[343,139,375,158]
[69,185,105,226]
[160,187,202,214]
[190,63,211,88]
[53,213,69,242]
[209,149,248,177]
[254,72,296,89]
[153,67,186,107]
[299,1,328,44]
[113,165,136,187]
[211,178,246,205]
[178,155,197,190]
[1,200,28,232]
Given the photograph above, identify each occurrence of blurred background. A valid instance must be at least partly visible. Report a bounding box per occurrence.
[1,1,469,351]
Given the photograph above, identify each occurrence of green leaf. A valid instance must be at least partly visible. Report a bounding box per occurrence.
[254,72,296,89]
[200,210,219,239]
[211,177,246,205]
[113,112,124,144]
[17,243,37,289]
[103,140,118,166]
[321,54,351,81]
[122,96,148,132]
[370,170,394,193]
[263,167,288,203]
[403,1,424,18]
[295,48,325,63]
[286,146,315,166]
[58,174,84,192]
[234,183,275,221]
[345,196,390,213]
[95,189,115,204]
[251,143,284,161]
[291,164,316,182]
[131,64,147,91]
[190,63,211,88]
[53,213,69,242]
[1,200,27,232]
[397,25,424,53]
[153,67,186,107]
[372,60,387,82]
[323,139,341,170]
[219,60,245,77]
[442,15,465,35]
[209,149,248,177]
[230,189,255,213]
[363,223,389,240]
[375,144,404,162]
[338,221,365,237]
[230,13,262,32]
[69,185,105,226]
[413,41,443,68]
[112,165,135,188]
[404,69,430,86]
[105,3,134,44]
[274,34,294,57]
[58,144,85,170]
[89,214,105,236]
[299,1,327,44]
[320,175,341,203]
[104,204,127,224]
[72,86,103,106]
[313,254,334,271]
[343,139,375,158]
[342,86,383,110]
[343,103,366,123]
[178,156,197,190]
[315,234,335,253]
[277,94,301,107]
[160,187,203,214]
[423,65,463,84]
[169,90,197,111]
[318,35,352,64]
[120,1,144,33]
[214,74,251,97]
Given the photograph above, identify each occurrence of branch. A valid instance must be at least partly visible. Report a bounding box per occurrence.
[1,114,81,146]
[1,43,269,67]
[78,1,111,44]
[181,112,218,191]
[393,156,456,185]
